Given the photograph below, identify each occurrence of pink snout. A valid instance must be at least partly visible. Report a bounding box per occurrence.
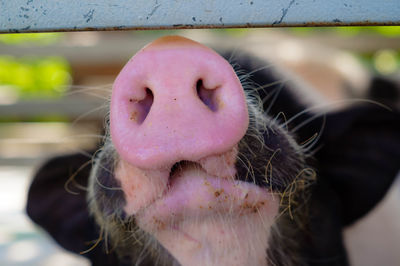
[110,36,249,169]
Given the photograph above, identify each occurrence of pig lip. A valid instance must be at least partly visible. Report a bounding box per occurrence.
[136,162,273,227]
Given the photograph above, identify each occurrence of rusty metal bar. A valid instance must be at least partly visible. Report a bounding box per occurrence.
[0,0,399,33]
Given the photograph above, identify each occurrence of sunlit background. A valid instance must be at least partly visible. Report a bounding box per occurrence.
[0,27,399,266]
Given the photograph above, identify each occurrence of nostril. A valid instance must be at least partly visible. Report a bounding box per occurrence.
[196,79,219,112]
[129,88,154,124]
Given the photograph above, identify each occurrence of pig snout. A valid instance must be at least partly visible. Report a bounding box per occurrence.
[110,36,249,169]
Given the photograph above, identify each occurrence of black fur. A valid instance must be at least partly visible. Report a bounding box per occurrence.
[27,52,400,266]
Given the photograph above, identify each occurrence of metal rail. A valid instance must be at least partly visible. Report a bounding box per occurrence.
[1,0,399,33]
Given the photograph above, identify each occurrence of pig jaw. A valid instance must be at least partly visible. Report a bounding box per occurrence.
[150,209,276,266]
[115,152,279,266]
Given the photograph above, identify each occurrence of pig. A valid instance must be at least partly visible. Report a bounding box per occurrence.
[27,36,400,266]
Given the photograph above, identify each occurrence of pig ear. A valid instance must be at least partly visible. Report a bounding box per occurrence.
[26,152,120,264]
[314,104,400,226]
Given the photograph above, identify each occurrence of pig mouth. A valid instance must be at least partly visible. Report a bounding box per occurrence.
[168,160,193,182]
[133,150,276,228]
[167,160,228,185]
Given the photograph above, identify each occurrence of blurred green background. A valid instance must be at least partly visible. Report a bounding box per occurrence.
[0,27,399,104]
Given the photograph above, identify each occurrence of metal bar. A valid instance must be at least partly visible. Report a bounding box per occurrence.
[1,0,399,33]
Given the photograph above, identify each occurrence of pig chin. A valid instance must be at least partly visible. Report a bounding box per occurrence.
[115,145,280,266]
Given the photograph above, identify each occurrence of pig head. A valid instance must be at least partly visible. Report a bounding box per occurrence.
[27,36,400,266]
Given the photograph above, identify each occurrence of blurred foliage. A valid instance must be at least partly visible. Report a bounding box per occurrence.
[0,33,70,101]
[0,56,71,99]
[0,33,62,45]
[290,26,400,37]
[0,27,398,103]
[372,50,399,74]
[217,26,400,37]
[0,115,69,123]
[220,26,400,75]
[359,49,400,75]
